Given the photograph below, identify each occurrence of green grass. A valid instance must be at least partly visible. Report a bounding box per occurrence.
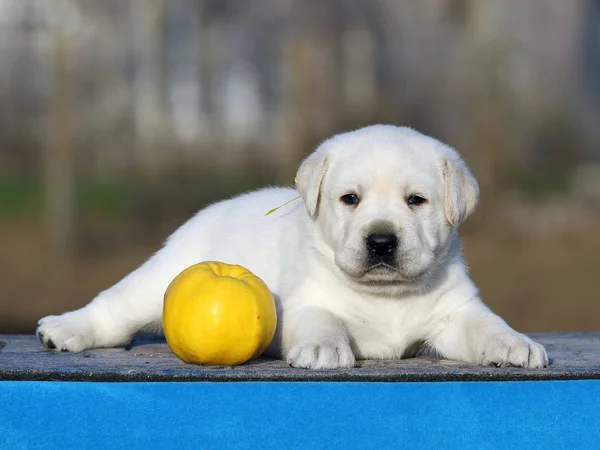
[0,178,43,219]
[76,180,141,217]
[0,177,142,220]
[0,170,277,221]
[509,171,572,202]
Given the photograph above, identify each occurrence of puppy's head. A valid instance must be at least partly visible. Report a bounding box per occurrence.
[296,125,478,295]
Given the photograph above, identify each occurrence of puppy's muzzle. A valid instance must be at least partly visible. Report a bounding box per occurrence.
[366,232,398,263]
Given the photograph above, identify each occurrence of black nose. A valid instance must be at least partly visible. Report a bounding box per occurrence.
[366,232,398,258]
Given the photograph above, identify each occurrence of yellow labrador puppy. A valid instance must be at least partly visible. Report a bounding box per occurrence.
[37,125,548,369]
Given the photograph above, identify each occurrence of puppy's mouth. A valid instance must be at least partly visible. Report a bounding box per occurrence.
[334,248,433,286]
[358,262,427,284]
[365,262,398,273]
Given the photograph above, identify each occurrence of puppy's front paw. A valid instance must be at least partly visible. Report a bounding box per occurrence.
[479,332,548,368]
[37,312,94,352]
[287,340,356,369]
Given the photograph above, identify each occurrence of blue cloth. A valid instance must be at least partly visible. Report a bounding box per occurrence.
[0,380,598,449]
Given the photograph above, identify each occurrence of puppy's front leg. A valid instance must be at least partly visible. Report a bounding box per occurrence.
[284,306,356,369]
[430,299,548,368]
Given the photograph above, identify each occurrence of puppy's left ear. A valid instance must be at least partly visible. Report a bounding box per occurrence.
[443,152,479,227]
[295,148,329,219]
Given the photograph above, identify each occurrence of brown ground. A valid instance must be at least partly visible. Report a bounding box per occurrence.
[1,220,599,334]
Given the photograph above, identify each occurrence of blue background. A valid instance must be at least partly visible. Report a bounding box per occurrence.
[1,380,598,449]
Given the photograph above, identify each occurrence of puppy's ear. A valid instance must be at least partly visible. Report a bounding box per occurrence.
[295,149,329,219]
[443,153,479,227]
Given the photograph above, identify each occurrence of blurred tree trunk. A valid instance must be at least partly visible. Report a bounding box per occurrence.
[280,37,319,183]
[131,0,170,180]
[44,32,76,257]
[342,24,376,121]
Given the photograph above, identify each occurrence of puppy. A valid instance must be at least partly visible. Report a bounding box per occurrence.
[37,125,548,369]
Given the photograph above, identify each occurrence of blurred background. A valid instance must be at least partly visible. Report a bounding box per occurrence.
[0,0,599,335]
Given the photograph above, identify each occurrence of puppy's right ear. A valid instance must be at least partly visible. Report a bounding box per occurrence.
[295,148,329,219]
[442,153,479,228]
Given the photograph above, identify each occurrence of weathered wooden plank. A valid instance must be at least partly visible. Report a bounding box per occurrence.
[1,333,599,382]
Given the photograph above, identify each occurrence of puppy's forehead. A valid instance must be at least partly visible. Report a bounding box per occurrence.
[326,127,442,188]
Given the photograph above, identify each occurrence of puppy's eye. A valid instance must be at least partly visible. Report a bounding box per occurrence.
[407,195,427,206]
[340,193,360,206]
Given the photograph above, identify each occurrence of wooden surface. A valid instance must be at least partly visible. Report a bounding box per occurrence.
[1,333,599,382]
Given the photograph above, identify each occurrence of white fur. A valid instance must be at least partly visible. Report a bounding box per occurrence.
[37,125,548,369]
